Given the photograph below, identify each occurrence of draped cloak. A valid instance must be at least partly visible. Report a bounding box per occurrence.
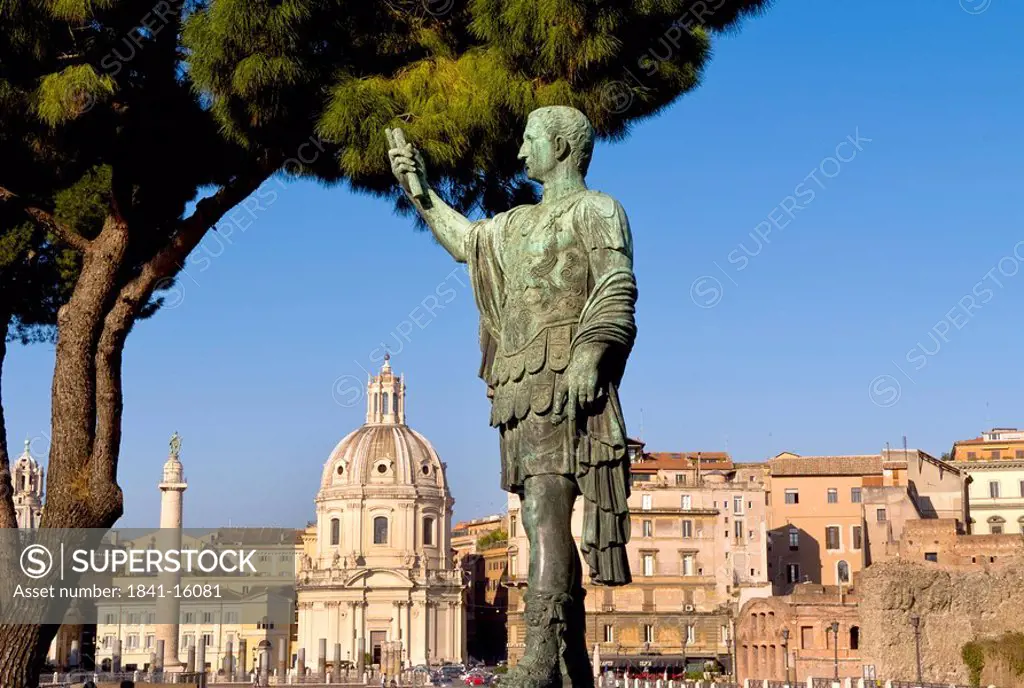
[463,189,637,586]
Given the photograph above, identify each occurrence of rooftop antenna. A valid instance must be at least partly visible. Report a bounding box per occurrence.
[903,434,908,455]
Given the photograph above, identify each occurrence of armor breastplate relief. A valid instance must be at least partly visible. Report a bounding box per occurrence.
[487,200,590,427]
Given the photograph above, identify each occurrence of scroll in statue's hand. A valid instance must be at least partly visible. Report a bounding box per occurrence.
[553,342,606,425]
[388,142,429,196]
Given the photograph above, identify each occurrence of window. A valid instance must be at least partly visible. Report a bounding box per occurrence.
[786,563,800,584]
[145,635,154,650]
[641,494,652,511]
[183,612,195,624]
[127,634,139,650]
[330,518,340,546]
[224,611,239,624]
[800,626,813,650]
[825,526,840,550]
[733,496,744,514]
[676,474,687,486]
[102,635,114,649]
[642,554,655,577]
[686,625,696,644]
[852,526,863,550]
[850,627,860,650]
[851,487,862,503]
[509,514,517,537]
[681,495,692,510]
[681,520,693,538]
[876,508,887,522]
[734,520,744,540]
[788,528,799,550]
[104,613,116,625]
[837,560,850,583]
[182,634,195,648]
[127,613,140,625]
[1017,450,1024,459]
[373,516,389,544]
[423,516,435,546]
[202,612,214,624]
[642,520,653,537]
[682,554,695,576]
[992,450,1001,460]
[784,489,799,505]
[827,488,838,504]
[924,552,938,562]
[989,481,1001,498]
[382,392,389,413]
[968,451,977,459]
[1020,481,1024,497]
[644,625,655,644]
[202,633,213,647]
[603,625,613,643]
[509,553,518,575]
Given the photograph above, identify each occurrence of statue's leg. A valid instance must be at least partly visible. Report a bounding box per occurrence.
[506,474,593,688]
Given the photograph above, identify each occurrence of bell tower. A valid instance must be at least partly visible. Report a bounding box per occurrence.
[365,353,405,425]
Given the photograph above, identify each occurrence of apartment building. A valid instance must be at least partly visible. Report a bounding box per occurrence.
[506,449,769,674]
[452,514,509,663]
[766,453,876,594]
[950,428,1024,534]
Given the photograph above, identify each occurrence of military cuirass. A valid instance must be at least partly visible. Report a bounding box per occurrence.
[500,201,588,356]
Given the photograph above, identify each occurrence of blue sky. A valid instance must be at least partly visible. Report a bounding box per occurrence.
[6,0,1024,528]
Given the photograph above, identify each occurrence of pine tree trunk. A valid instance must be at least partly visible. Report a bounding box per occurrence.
[0,310,18,529]
[0,624,54,688]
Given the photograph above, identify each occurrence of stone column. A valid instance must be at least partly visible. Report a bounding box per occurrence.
[197,638,207,688]
[224,639,234,677]
[113,640,122,673]
[156,442,187,671]
[356,637,366,675]
[297,648,306,678]
[186,645,196,672]
[154,640,166,672]
[319,638,328,679]
[279,641,289,678]
[334,643,343,683]
[237,638,247,679]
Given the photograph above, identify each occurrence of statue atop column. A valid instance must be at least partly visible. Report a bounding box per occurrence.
[388,105,636,688]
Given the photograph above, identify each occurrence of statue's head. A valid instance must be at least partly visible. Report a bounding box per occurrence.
[519,106,595,183]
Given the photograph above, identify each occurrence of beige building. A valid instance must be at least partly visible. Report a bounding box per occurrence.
[951,428,1024,535]
[766,452,877,594]
[861,448,969,565]
[452,515,509,663]
[506,449,770,674]
[296,357,465,671]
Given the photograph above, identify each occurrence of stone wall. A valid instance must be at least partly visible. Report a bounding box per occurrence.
[858,555,1024,684]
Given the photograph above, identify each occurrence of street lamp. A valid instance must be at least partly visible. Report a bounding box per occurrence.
[910,615,923,685]
[781,628,790,686]
[830,622,840,680]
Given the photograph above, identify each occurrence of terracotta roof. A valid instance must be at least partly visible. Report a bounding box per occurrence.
[769,455,882,477]
[638,451,733,470]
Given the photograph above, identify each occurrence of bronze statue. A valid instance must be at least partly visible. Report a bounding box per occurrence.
[389,106,636,688]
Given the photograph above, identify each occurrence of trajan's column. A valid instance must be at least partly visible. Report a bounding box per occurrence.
[156,432,188,669]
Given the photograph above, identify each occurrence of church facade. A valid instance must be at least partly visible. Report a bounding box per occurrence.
[296,358,466,670]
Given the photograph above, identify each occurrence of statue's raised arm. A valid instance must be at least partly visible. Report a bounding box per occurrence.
[387,132,473,263]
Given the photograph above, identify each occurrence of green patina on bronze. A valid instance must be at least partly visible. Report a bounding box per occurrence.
[389,105,637,688]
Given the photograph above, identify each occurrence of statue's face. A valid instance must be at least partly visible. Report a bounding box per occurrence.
[518,117,559,182]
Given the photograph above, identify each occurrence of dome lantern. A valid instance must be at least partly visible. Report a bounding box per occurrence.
[366,353,405,425]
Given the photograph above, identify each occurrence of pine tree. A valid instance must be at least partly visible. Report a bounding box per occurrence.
[0,0,770,682]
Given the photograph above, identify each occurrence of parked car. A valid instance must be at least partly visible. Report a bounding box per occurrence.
[464,674,488,686]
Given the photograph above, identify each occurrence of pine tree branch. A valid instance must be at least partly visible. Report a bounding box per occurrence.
[89,170,273,490]
[0,186,92,252]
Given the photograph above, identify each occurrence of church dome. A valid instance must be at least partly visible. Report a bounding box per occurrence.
[318,355,448,492]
